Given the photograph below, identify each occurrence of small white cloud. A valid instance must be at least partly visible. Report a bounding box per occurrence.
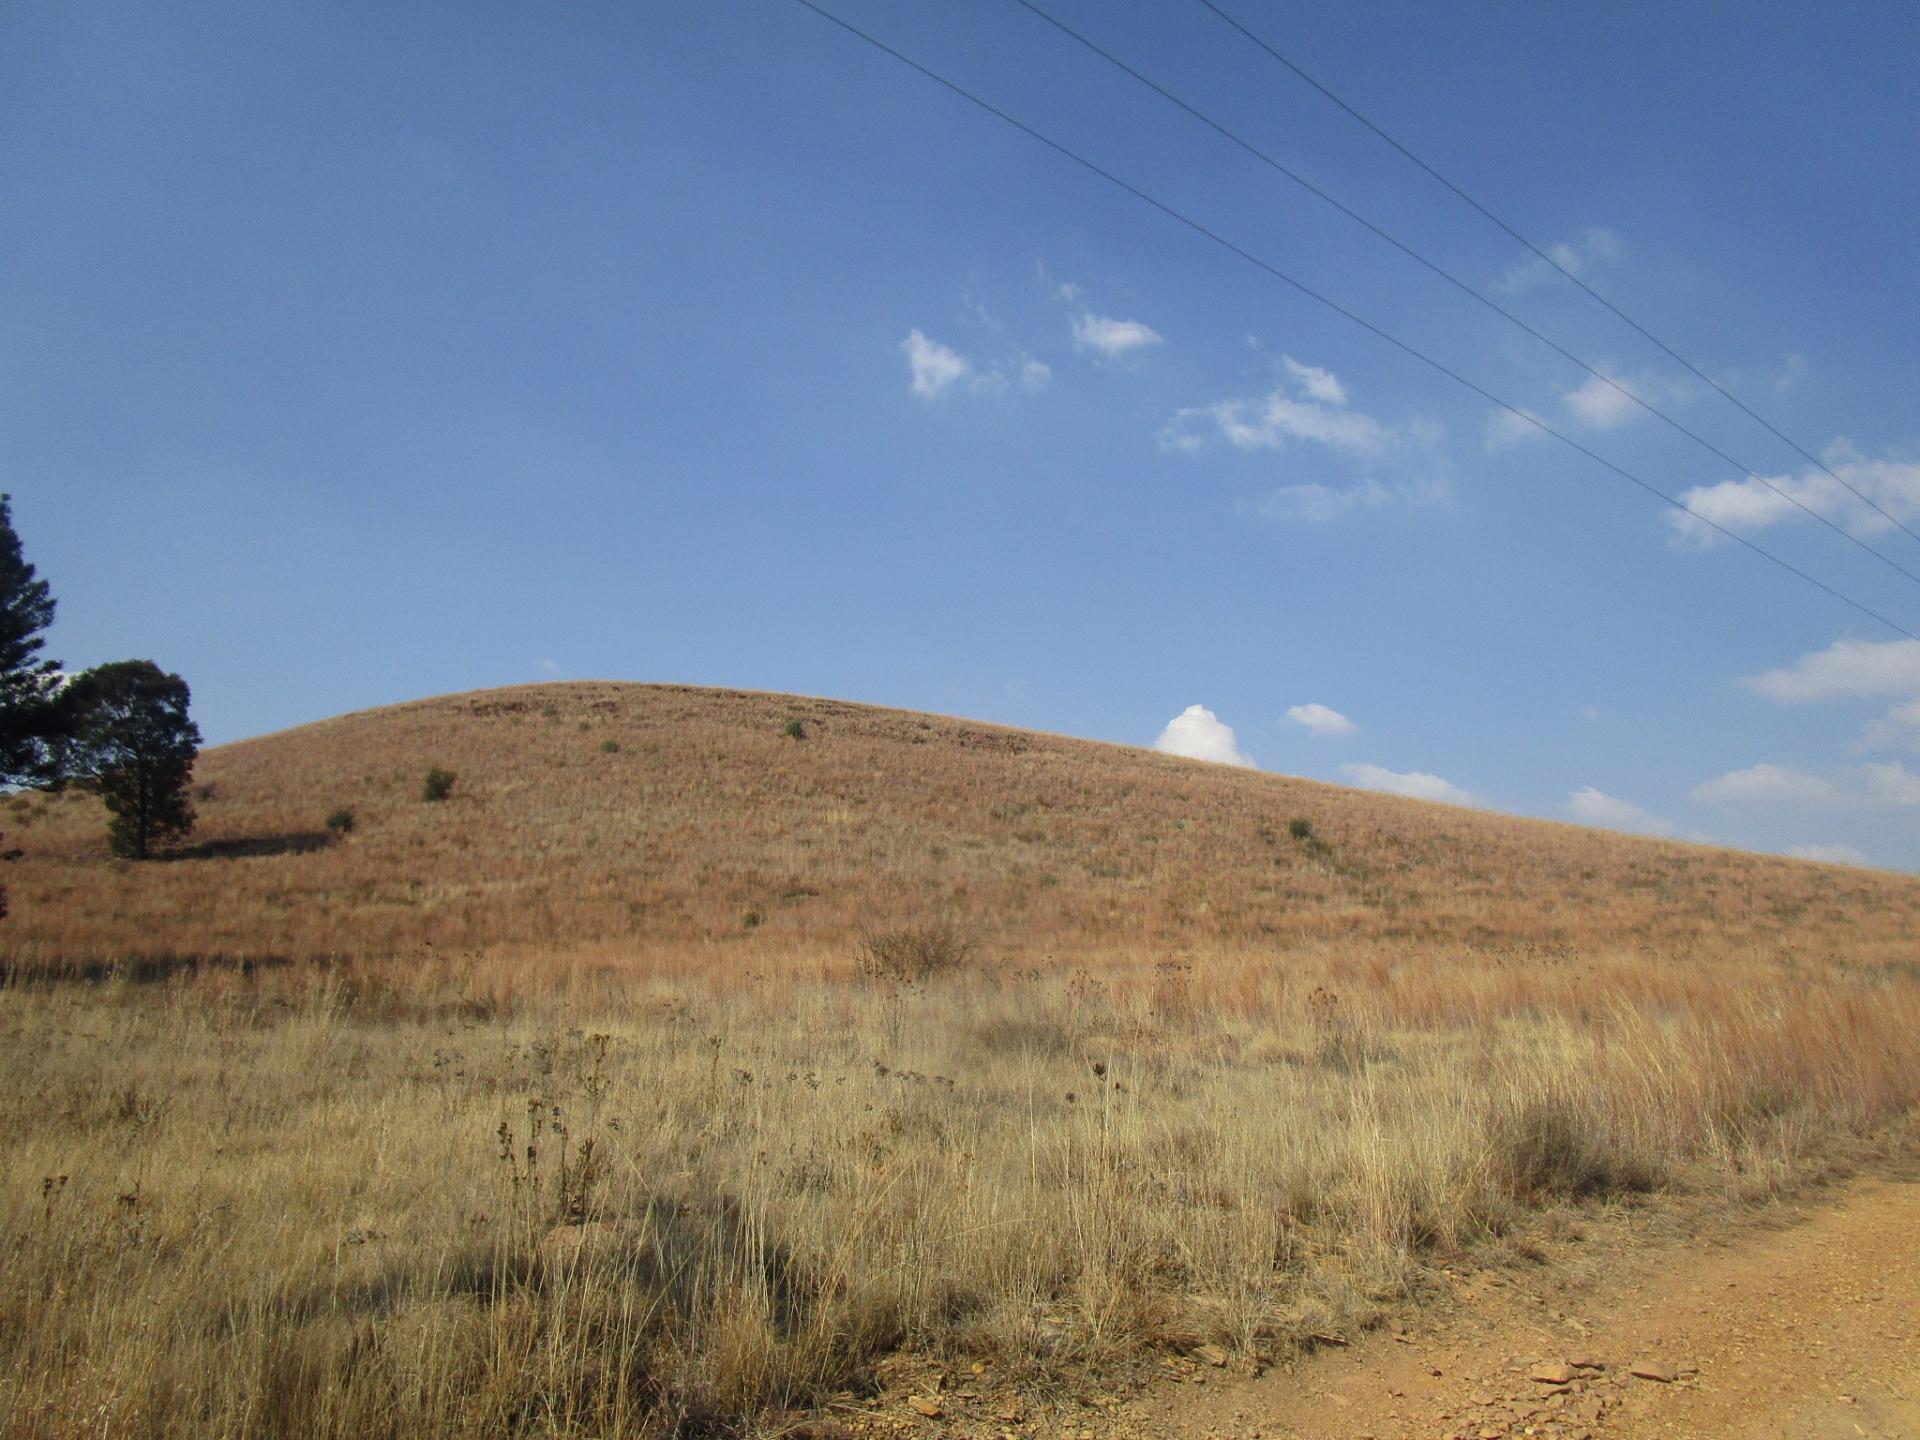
[901,328,973,399]
[1020,357,1052,392]
[1257,474,1450,523]
[1484,406,1547,451]
[1566,786,1673,836]
[1495,227,1621,294]
[1339,762,1477,807]
[1563,370,1650,430]
[1152,704,1255,768]
[536,658,563,678]
[1072,311,1163,359]
[1201,390,1387,455]
[1280,355,1347,406]
[1669,449,1920,547]
[1861,760,1920,807]
[1162,357,1431,464]
[1285,702,1357,738]
[1690,763,1844,807]
[1785,843,1872,866]
[1743,639,1920,703]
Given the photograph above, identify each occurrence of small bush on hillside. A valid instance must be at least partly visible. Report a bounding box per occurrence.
[600,738,621,754]
[324,807,355,837]
[421,767,456,803]
[784,719,806,741]
[1288,817,1314,841]
[855,920,976,984]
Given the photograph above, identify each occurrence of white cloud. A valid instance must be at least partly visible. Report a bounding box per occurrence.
[1221,392,1386,453]
[1785,843,1872,866]
[1690,763,1845,807]
[1164,357,1449,522]
[1339,762,1477,807]
[901,329,973,399]
[1484,406,1547,451]
[1669,448,1920,547]
[1161,357,1401,459]
[1742,639,1920,703]
[1285,702,1356,738]
[1072,311,1163,359]
[1565,786,1673,836]
[536,657,563,678]
[1152,704,1255,768]
[1690,758,1920,813]
[1020,358,1052,392]
[1563,369,1651,430]
[1861,760,1920,807]
[1496,227,1621,294]
[1281,355,1347,406]
[1258,474,1450,523]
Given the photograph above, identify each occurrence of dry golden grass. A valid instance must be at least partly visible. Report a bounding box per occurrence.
[4,682,1920,1438]
[4,953,1917,1439]
[4,680,1917,973]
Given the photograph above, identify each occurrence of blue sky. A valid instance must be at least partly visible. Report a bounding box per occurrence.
[8,0,1920,868]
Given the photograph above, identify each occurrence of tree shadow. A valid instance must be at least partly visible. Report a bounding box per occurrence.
[164,832,334,861]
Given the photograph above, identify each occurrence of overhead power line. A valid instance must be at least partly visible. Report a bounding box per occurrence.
[1008,0,1920,594]
[1193,0,1920,550]
[783,0,1920,644]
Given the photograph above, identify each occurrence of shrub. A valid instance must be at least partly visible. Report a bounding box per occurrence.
[854,920,976,983]
[324,807,355,836]
[421,767,456,803]
[783,719,806,741]
[1288,817,1314,841]
[600,738,621,754]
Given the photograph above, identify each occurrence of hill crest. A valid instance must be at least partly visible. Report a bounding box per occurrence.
[7,681,1916,970]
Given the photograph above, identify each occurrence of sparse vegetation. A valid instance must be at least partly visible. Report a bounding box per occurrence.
[422,766,456,802]
[1288,816,1313,841]
[324,806,356,836]
[853,918,977,982]
[784,718,806,741]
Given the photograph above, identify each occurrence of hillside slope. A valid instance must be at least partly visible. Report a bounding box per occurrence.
[6,681,1916,970]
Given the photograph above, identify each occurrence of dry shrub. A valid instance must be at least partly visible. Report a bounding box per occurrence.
[853,920,976,984]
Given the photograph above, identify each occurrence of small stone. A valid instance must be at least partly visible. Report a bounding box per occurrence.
[1531,1362,1576,1385]
[908,1397,942,1418]
[1195,1343,1230,1368]
[1566,1355,1601,1370]
[1628,1359,1677,1383]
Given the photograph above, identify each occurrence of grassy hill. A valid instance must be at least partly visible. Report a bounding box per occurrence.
[7,679,1918,974]
[6,682,1920,1439]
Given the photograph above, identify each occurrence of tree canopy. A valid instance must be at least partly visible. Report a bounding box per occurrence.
[0,494,72,788]
[71,661,202,860]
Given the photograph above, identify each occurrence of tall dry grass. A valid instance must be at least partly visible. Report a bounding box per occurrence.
[4,947,1917,1439]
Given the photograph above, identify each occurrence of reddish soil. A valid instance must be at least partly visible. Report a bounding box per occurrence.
[1133,1173,1920,1439]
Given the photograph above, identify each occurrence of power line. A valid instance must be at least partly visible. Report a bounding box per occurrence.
[1007,0,1920,594]
[783,0,1920,644]
[1193,0,1920,550]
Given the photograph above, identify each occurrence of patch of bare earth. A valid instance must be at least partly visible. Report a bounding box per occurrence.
[1097,1170,1919,1440]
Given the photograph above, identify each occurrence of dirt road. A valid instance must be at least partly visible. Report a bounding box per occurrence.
[1134,1174,1920,1440]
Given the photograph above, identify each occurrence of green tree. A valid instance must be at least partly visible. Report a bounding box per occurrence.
[0,494,72,789]
[72,661,202,859]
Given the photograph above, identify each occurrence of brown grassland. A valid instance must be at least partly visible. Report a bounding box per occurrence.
[3,681,1919,1438]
